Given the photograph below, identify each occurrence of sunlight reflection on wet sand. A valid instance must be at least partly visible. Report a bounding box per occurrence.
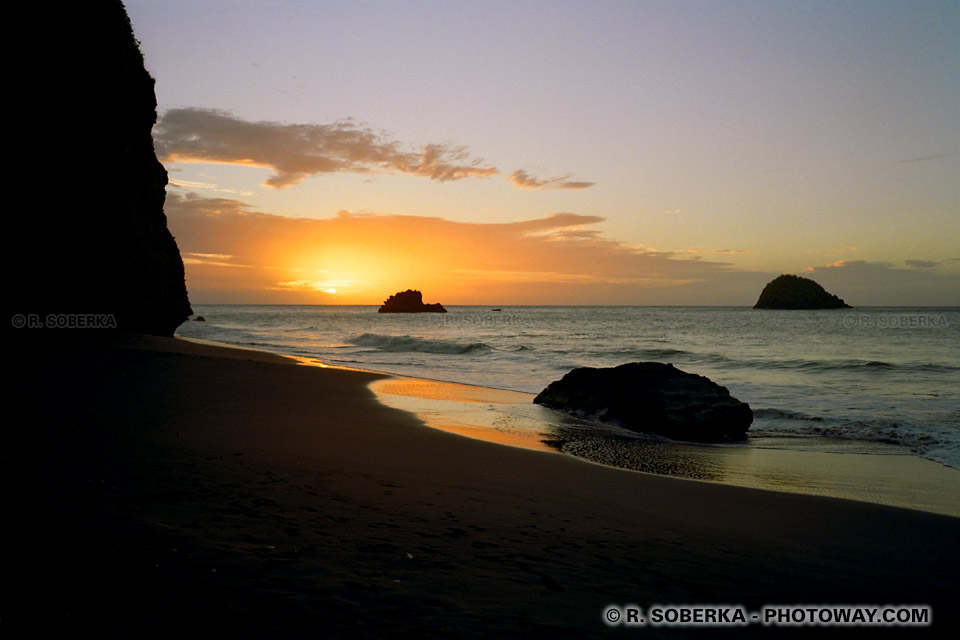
[370,375,960,517]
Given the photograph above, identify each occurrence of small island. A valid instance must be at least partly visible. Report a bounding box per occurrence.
[378,289,447,313]
[754,274,851,309]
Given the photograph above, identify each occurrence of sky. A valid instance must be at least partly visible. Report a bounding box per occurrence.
[125,0,959,305]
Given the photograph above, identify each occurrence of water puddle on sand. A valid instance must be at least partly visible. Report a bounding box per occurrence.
[369,377,560,453]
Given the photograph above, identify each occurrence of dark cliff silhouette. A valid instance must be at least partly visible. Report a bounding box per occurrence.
[12,1,191,335]
[754,274,851,310]
[378,290,447,313]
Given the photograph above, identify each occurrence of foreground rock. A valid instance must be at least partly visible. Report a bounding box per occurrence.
[533,362,752,442]
[754,274,850,309]
[378,290,447,313]
[12,1,192,336]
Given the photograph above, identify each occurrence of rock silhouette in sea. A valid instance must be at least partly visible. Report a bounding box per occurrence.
[378,290,447,313]
[754,274,850,310]
[533,362,753,443]
[12,1,191,336]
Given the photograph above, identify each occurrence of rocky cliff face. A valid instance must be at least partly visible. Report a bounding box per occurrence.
[754,275,850,310]
[12,1,191,335]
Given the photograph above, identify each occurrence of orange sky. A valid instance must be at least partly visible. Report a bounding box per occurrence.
[128,2,960,306]
[166,191,955,306]
[169,192,743,305]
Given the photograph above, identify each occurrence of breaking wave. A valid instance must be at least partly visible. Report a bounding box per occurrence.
[349,333,492,355]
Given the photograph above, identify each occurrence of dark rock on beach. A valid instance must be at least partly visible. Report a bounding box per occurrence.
[533,362,752,442]
[754,274,850,310]
[378,290,447,313]
[12,1,191,336]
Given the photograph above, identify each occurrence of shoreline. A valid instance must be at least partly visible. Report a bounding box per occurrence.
[272,344,960,518]
[371,373,960,518]
[7,333,959,635]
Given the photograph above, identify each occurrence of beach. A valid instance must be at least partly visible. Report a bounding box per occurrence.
[6,334,959,637]
[371,375,960,518]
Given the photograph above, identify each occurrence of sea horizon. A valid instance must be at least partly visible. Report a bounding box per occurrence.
[185,303,960,308]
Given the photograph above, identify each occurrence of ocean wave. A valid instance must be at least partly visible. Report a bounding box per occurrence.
[751,409,959,469]
[553,347,692,363]
[349,333,492,355]
[636,347,690,359]
[753,408,824,422]
[703,356,958,374]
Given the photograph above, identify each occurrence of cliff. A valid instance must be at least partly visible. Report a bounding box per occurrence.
[378,290,447,313]
[11,1,191,335]
[754,275,851,310]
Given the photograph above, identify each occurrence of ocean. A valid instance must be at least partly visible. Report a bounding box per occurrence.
[176,305,960,473]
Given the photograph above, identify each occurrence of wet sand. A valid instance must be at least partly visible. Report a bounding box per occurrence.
[5,334,959,637]
[372,376,960,517]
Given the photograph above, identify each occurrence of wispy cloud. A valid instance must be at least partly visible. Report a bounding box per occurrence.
[799,260,960,305]
[183,252,238,264]
[805,246,857,256]
[904,259,939,270]
[169,178,254,196]
[508,169,595,190]
[894,154,952,164]
[800,259,852,271]
[154,108,498,188]
[154,108,591,191]
[678,248,750,255]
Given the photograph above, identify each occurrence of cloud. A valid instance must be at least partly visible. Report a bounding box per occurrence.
[155,108,591,191]
[163,190,741,304]
[804,246,857,256]
[182,252,249,268]
[894,154,952,164]
[272,280,350,292]
[509,212,605,234]
[508,170,595,190]
[451,269,643,285]
[799,260,960,305]
[169,179,254,196]
[154,108,498,188]
[905,260,939,270]
[164,192,960,306]
[679,248,750,255]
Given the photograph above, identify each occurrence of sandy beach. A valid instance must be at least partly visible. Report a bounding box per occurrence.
[6,334,959,637]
